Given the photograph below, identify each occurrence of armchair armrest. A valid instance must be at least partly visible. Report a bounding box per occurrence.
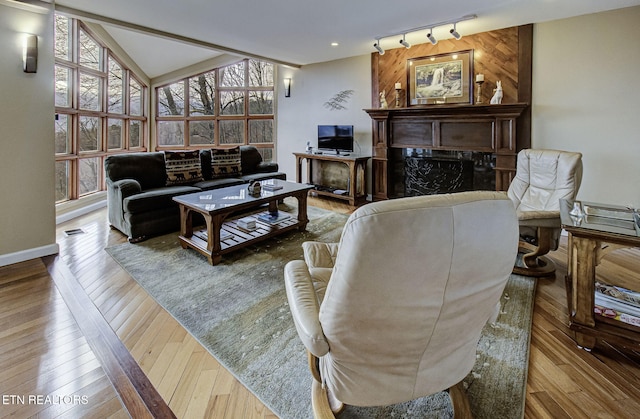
[284,260,330,358]
[108,178,142,199]
[303,242,339,269]
[517,210,561,228]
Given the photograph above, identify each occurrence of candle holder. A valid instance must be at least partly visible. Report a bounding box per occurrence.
[475,80,484,104]
[395,88,402,108]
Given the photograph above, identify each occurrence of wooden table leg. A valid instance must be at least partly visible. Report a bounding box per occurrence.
[295,155,303,183]
[204,213,227,265]
[570,235,600,350]
[178,205,193,249]
[268,200,278,213]
[295,191,310,231]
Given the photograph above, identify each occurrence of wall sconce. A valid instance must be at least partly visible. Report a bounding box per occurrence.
[283,78,291,97]
[23,34,38,73]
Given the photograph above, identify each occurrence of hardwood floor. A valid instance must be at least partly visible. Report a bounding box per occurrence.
[1,197,640,418]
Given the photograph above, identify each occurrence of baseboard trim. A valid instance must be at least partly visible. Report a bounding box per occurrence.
[0,243,60,267]
[56,199,107,224]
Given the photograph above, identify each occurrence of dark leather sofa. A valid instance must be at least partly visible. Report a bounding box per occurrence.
[105,146,286,242]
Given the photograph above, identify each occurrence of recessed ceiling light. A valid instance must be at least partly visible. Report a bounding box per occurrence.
[331,42,339,47]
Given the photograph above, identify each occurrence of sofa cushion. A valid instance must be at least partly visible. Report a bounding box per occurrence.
[240,145,263,173]
[164,150,203,186]
[211,146,242,178]
[123,185,200,214]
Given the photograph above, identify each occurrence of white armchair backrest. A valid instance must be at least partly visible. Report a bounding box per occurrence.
[317,191,518,406]
[507,149,583,212]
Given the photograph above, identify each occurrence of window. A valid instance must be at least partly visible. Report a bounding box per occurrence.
[155,59,275,162]
[54,15,147,203]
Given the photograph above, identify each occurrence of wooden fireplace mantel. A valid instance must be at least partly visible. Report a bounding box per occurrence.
[364,103,529,200]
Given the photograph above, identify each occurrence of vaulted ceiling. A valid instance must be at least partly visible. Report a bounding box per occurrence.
[49,0,640,78]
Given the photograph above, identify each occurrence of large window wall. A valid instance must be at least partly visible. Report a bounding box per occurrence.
[54,15,147,203]
[155,59,275,161]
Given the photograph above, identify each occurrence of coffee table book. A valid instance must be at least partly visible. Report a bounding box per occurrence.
[257,211,291,225]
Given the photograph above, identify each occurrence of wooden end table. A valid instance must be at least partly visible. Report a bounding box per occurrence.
[293,152,370,206]
[560,199,640,350]
[172,180,313,265]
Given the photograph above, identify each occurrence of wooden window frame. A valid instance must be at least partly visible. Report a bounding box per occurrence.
[54,16,148,203]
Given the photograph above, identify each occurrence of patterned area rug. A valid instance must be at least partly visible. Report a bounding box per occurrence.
[106,200,535,419]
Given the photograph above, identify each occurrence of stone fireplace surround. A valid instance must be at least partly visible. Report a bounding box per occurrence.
[365,103,528,200]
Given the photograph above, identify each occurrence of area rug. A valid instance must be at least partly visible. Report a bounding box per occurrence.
[105,201,536,419]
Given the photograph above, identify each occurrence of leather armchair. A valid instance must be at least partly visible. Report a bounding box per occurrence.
[284,191,518,417]
[507,149,583,277]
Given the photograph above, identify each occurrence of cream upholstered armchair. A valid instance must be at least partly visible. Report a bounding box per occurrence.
[284,191,518,418]
[507,149,583,277]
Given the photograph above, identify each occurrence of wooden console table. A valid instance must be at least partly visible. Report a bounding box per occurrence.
[560,199,640,350]
[294,152,370,206]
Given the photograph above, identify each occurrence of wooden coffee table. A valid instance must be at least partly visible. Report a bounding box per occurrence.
[172,180,313,265]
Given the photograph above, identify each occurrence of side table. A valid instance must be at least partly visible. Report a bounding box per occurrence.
[560,199,640,350]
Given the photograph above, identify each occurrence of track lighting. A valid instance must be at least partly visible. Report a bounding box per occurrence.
[373,40,385,55]
[426,29,437,45]
[399,34,411,49]
[372,14,474,53]
[450,23,462,40]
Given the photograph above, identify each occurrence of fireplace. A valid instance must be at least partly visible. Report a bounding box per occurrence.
[402,149,495,197]
[365,103,528,200]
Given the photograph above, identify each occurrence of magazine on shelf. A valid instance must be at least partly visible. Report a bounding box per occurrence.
[595,281,640,307]
[595,292,640,317]
[595,304,640,328]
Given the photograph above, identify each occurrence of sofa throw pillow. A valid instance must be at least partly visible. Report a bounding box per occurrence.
[164,150,203,185]
[211,146,242,178]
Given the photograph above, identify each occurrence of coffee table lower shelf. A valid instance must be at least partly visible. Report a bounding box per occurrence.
[178,215,301,265]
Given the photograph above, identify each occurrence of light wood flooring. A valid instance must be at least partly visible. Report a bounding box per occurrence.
[1,197,640,418]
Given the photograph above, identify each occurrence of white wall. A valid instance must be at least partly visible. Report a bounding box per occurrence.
[276,55,373,186]
[532,6,640,207]
[0,4,58,266]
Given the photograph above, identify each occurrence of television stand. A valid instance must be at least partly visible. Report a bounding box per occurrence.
[294,152,370,207]
[320,150,350,156]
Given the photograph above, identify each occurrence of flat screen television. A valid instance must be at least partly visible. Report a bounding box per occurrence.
[317,125,354,154]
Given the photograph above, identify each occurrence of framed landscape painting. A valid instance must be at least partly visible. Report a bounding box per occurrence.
[407,49,473,105]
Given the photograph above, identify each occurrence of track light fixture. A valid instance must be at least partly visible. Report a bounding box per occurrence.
[373,39,385,55]
[426,29,437,45]
[399,34,411,49]
[372,14,475,54]
[450,23,462,40]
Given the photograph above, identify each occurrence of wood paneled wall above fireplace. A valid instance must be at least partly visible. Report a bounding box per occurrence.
[367,24,533,201]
